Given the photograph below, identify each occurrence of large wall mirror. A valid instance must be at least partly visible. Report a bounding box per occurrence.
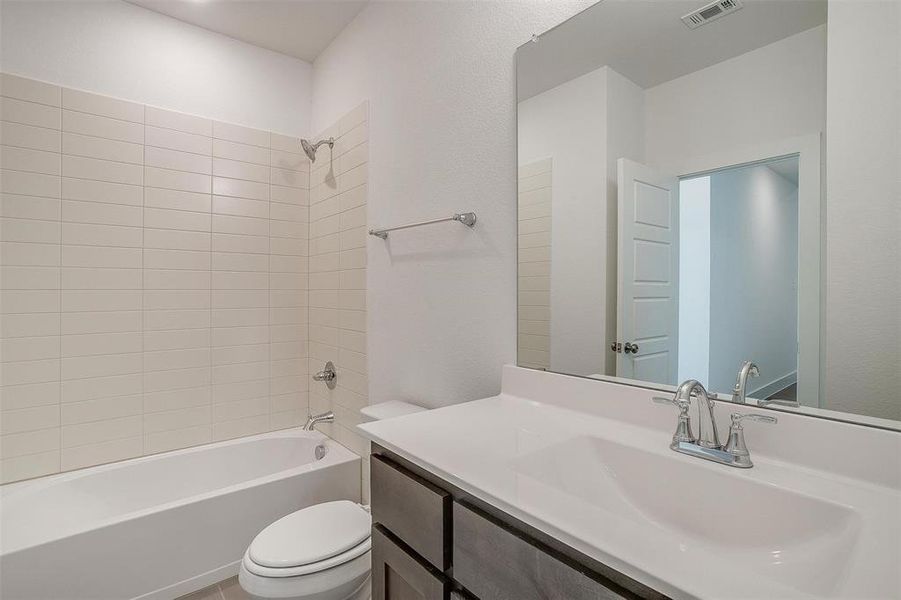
[516,0,900,428]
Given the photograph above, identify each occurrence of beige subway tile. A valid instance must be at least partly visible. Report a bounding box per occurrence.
[62,88,142,123]
[212,251,268,272]
[145,146,212,175]
[339,329,366,354]
[1,427,59,459]
[61,352,142,381]
[269,133,302,154]
[1,358,59,386]
[62,132,142,165]
[143,248,210,271]
[0,241,58,266]
[269,149,306,172]
[144,405,210,434]
[144,425,210,455]
[144,187,211,213]
[212,271,268,290]
[0,381,59,411]
[269,255,306,274]
[61,372,142,403]
[269,236,305,256]
[213,397,268,423]
[308,290,338,309]
[143,308,210,331]
[62,290,141,312]
[1,289,59,312]
[519,306,551,321]
[212,343,269,366]
[212,176,267,201]
[0,266,58,289]
[0,450,59,484]
[1,146,60,176]
[62,199,141,227]
[143,328,210,352]
[212,195,268,219]
[143,207,210,232]
[271,324,305,344]
[61,332,142,358]
[145,125,210,155]
[1,404,60,435]
[143,366,210,393]
[143,228,210,251]
[60,310,140,335]
[62,177,142,207]
[270,202,305,223]
[211,414,268,442]
[143,386,210,414]
[212,213,268,236]
[144,269,210,290]
[62,155,142,186]
[211,232,268,255]
[338,226,366,251]
[1,97,60,129]
[1,121,61,152]
[212,325,268,347]
[61,267,141,290]
[271,272,307,291]
[1,313,60,338]
[1,74,61,106]
[61,245,140,269]
[144,166,210,194]
[212,289,267,309]
[213,157,268,183]
[212,379,268,404]
[1,194,59,221]
[60,394,142,425]
[270,185,308,206]
[270,220,305,239]
[213,121,268,148]
[212,308,268,328]
[1,169,60,198]
[270,341,304,361]
[60,436,142,470]
[213,138,269,165]
[144,348,210,373]
[270,167,307,189]
[145,106,211,136]
[63,109,142,143]
[0,218,60,244]
[212,360,268,385]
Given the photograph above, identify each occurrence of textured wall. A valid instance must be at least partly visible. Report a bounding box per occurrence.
[0,73,311,483]
[311,1,594,408]
[0,0,313,137]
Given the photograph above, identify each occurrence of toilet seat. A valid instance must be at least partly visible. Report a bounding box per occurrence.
[243,500,372,578]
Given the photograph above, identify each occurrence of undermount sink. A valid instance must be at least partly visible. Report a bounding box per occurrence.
[510,435,862,596]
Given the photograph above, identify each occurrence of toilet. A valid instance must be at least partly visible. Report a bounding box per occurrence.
[239,401,426,600]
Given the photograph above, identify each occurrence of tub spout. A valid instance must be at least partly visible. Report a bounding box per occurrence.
[303,411,334,431]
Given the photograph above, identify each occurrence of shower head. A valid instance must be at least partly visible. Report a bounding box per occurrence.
[301,137,334,163]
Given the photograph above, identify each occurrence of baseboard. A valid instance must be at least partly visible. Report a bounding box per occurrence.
[749,370,797,400]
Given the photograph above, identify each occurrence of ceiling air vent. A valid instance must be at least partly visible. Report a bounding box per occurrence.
[681,0,743,29]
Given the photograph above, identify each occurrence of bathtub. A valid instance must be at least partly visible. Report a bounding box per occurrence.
[0,429,361,600]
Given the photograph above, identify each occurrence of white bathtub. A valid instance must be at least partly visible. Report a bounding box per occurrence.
[0,429,361,600]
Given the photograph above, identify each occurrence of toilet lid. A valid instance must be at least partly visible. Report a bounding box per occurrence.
[249,501,371,568]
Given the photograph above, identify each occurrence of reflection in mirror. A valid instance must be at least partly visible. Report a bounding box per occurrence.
[516,0,900,426]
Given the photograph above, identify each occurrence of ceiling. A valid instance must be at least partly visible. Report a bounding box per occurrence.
[126,0,368,63]
[517,0,827,100]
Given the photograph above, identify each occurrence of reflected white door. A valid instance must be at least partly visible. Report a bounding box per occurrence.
[616,158,679,384]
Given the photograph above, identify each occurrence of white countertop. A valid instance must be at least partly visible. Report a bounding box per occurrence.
[358,366,901,600]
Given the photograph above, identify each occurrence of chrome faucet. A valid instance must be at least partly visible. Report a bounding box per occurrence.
[731,360,759,404]
[303,411,334,431]
[654,379,777,468]
[676,379,720,448]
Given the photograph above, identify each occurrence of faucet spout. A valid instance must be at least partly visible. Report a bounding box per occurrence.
[676,380,721,449]
[303,411,334,431]
[731,360,759,404]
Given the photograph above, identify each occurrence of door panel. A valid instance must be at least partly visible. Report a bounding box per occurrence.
[617,158,679,385]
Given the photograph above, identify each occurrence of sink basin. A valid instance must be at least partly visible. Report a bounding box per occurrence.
[510,435,861,596]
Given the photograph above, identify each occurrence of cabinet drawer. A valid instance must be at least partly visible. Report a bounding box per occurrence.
[371,454,451,570]
[453,502,630,600]
[372,525,448,600]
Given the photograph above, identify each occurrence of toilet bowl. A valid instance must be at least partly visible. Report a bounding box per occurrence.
[238,500,372,600]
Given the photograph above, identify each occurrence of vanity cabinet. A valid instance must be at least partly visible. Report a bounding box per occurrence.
[370,446,668,600]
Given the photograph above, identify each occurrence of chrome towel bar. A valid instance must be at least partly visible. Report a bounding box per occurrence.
[369,212,477,239]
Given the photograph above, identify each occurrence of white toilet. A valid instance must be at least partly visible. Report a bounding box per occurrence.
[239,401,426,600]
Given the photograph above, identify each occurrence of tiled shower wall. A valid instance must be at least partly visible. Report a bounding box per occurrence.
[0,73,311,483]
[306,103,370,496]
[518,158,552,370]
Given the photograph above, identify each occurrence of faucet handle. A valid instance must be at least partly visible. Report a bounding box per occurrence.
[730,412,778,426]
[653,396,695,444]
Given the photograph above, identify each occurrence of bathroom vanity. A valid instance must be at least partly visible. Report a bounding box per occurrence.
[359,366,901,600]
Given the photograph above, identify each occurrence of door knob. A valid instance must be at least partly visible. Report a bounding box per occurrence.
[610,341,622,353]
[624,342,639,354]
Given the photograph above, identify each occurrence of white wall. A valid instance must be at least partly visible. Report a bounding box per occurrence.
[518,68,607,375]
[310,1,593,407]
[825,0,901,420]
[678,176,711,386]
[708,165,799,396]
[644,25,826,174]
[0,0,312,136]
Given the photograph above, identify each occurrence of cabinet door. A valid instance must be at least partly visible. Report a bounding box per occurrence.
[372,525,447,600]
